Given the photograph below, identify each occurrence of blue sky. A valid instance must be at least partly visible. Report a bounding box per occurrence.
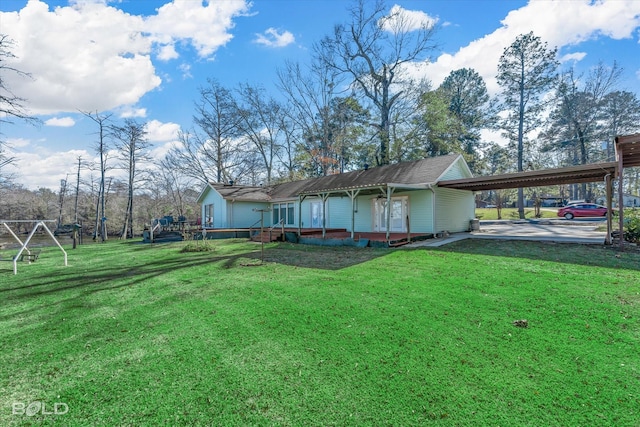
[1,0,639,190]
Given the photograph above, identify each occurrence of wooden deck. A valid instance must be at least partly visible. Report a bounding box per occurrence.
[193,227,433,247]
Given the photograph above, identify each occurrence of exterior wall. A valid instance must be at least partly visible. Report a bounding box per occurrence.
[299,196,352,229]
[228,201,270,228]
[434,187,475,233]
[199,186,270,228]
[200,187,226,229]
[353,190,435,234]
[404,189,434,234]
[440,159,472,180]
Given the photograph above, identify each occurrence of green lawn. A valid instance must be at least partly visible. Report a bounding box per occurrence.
[475,208,559,220]
[1,239,639,426]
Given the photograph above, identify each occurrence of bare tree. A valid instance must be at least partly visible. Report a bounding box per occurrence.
[83,111,113,241]
[0,34,38,177]
[235,83,283,185]
[111,119,150,239]
[318,0,437,165]
[497,32,558,219]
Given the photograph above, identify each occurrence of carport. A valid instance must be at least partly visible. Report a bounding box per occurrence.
[438,133,640,250]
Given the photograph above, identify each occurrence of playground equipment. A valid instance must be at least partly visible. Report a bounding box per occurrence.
[0,220,67,275]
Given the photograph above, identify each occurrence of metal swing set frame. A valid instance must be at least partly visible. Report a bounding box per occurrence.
[0,220,67,275]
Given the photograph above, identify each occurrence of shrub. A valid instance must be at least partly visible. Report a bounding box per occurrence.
[180,240,215,253]
[623,208,640,243]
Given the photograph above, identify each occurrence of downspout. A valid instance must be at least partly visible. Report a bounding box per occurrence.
[348,189,361,239]
[427,185,436,238]
[605,174,612,246]
[385,186,393,242]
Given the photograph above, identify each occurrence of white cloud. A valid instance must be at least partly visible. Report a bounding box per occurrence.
[157,44,179,61]
[6,137,31,149]
[0,0,251,116]
[146,0,251,57]
[45,117,76,127]
[10,148,92,190]
[145,120,181,143]
[120,108,147,118]
[411,0,640,95]
[559,52,587,63]
[179,63,193,79]
[254,28,295,48]
[382,5,438,33]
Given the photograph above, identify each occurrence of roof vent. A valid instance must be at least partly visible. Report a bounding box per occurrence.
[229,180,234,186]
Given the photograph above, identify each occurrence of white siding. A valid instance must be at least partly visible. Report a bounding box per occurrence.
[434,187,475,233]
[440,158,472,180]
[200,187,226,229]
[405,190,434,234]
[229,201,270,228]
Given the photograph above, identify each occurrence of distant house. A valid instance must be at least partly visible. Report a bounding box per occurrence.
[196,154,475,239]
[596,193,640,208]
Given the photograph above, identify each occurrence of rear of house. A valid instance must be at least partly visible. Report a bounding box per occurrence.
[196,154,476,240]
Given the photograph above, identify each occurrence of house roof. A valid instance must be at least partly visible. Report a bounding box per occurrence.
[208,184,271,202]
[202,154,466,202]
[615,133,640,168]
[438,162,618,192]
[291,154,463,196]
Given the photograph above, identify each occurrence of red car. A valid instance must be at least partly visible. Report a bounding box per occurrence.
[557,203,608,220]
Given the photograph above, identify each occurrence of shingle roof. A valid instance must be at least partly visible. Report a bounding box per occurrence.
[209,184,271,202]
[210,154,462,201]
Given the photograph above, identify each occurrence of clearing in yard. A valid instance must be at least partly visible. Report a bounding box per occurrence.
[0,239,638,426]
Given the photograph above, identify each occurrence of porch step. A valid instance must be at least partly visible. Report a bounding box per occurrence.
[250,231,284,243]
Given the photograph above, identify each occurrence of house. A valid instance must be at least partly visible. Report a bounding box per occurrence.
[596,193,640,208]
[196,154,475,243]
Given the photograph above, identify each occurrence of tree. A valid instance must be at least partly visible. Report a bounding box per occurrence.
[193,79,244,183]
[496,32,558,219]
[600,90,640,160]
[111,119,150,239]
[235,83,283,185]
[83,111,113,241]
[0,34,38,177]
[318,0,437,165]
[167,80,247,186]
[439,68,493,173]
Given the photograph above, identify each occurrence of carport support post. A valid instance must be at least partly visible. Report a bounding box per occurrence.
[605,174,612,245]
[347,189,360,239]
[618,152,625,251]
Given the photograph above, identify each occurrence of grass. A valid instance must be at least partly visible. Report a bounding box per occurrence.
[475,208,559,220]
[1,239,639,426]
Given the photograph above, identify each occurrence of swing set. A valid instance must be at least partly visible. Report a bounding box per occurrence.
[0,220,67,275]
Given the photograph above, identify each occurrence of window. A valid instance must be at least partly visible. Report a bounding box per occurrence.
[204,204,214,227]
[273,202,295,225]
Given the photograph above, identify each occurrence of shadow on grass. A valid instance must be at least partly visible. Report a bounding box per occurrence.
[261,242,389,270]
[1,242,389,301]
[428,239,640,271]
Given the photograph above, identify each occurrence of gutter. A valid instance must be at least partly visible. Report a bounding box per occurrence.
[427,184,436,237]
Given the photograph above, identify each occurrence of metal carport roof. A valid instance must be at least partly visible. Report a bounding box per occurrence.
[437,162,618,192]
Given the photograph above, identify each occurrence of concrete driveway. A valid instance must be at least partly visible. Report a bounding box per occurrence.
[411,218,608,247]
[472,219,607,244]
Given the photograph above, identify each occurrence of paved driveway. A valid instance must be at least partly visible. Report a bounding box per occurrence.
[411,219,608,247]
[472,219,607,244]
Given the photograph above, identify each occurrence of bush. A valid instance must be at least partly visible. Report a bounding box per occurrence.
[180,240,215,253]
[623,208,640,243]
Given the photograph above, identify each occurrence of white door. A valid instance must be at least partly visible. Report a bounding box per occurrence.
[373,197,407,232]
[310,201,324,228]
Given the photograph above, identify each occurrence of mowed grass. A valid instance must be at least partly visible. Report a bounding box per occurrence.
[1,239,639,426]
[475,208,559,220]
